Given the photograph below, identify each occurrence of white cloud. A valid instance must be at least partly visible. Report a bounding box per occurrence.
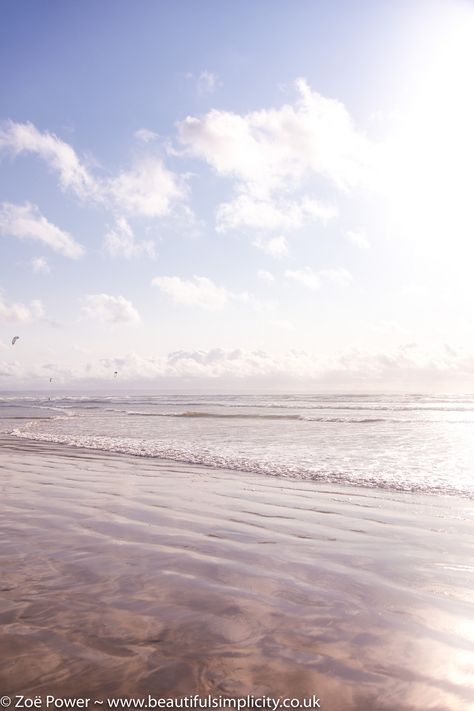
[0,120,96,198]
[177,78,369,237]
[99,345,474,385]
[107,158,186,218]
[0,121,187,220]
[197,70,220,94]
[285,267,321,290]
[82,294,141,324]
[104,217,156,259]
[0,202,84,258]
[0,295,31,322]
[254,235,288,258]
[31,256,51,274]
[152,275,230,310]
[0,292,45,323]
[216,194,337,233]
[302,198,339,221]
[346,229,370,249]
[257,269,275,284]
[178,78,371,198]
[4,344,474,390]
[152,275,266,311]
[134,128,159,143]
[163,348,306,378]
[285,266,353,290]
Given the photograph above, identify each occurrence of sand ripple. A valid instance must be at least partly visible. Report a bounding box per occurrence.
[1,436,473,710]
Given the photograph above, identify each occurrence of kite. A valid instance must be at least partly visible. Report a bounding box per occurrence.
[11,336,19,346]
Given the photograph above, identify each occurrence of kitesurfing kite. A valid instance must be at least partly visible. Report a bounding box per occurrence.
[11,336,19,346]
[114,371,118,378]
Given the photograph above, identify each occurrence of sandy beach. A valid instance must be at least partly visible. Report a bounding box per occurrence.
[1,434,473,710]
[3,0,474,707]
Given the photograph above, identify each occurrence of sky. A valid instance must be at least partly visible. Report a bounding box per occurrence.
[1,0,474,391]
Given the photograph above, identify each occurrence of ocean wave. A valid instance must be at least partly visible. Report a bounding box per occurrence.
[125,410,389,423]
[58,402,474,414]
[10,429,473,499]
[0,415,53,420]
[3,393,474,413]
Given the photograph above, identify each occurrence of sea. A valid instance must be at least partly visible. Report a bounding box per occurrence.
[1,391,473,499]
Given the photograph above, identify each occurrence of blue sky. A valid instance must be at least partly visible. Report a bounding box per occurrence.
[1,0,474,390]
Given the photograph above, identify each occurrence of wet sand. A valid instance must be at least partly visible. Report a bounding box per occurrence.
[0,435,473,710]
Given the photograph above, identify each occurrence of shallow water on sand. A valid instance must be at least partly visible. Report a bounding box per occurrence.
[0,436,473,710]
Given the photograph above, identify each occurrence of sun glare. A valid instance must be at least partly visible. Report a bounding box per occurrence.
[383,2,474,264]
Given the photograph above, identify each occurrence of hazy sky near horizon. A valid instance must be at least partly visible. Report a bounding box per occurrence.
[1,0,474,390]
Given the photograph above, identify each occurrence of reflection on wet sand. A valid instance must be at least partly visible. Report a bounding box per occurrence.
[0,436,473,710]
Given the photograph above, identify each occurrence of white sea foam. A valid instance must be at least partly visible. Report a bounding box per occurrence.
[4,392,474,498]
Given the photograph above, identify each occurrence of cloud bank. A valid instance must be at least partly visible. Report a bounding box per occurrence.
[2,344,474,391]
